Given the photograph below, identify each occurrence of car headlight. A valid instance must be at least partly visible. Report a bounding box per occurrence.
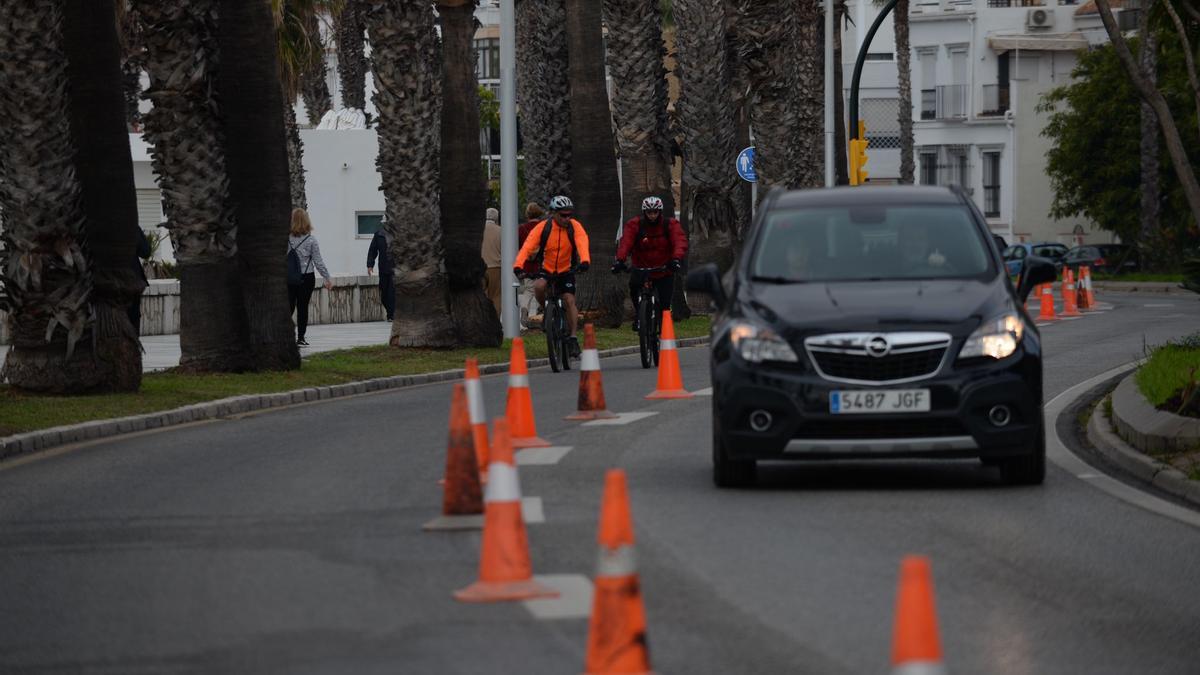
[958,312,1024,361]
[729,321,799,363]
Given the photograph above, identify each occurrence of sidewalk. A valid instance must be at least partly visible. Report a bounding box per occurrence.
[0,321,394,373]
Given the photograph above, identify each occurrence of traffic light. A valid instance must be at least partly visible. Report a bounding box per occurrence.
[849,138,870,186]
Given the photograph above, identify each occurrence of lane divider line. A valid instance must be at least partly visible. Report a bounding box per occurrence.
[692,387,714,397]
[523,574,594,620]
[421,495,546,531]
[582,412,659,427]
[516,446,573,466]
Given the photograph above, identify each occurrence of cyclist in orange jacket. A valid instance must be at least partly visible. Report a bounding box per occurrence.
[513,196,591,355]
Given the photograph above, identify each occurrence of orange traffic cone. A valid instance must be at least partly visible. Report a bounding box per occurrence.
[892,556,946,675]
[567,324,618,421]
[505,337,550,448]
[584,469,652,675]
[1076,267,1092,310]
[423,384,484,531]
[1082,265,1097,307]
[1061,269,1082,317]
[1037,283,1058,321]
[454,417,559,602]
[646,310,693,400]
[464,358,491,477]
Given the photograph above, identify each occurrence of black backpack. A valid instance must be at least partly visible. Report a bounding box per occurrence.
[287,235,311,285]
[535,219,579,269]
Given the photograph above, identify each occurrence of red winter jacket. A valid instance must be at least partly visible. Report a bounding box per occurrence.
[517,219,542,275]
[616,216,688,279]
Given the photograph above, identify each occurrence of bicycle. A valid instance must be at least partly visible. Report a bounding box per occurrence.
[623,265,667,369]
[535,267,579,373]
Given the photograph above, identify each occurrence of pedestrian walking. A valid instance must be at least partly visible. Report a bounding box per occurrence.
[481,207,503,316]
[287,208,333,347]
[366,224,395,321]
[517,202,545,328]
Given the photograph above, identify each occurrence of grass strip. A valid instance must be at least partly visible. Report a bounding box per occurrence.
[1136,343,1200,408]
[0,317,711,436]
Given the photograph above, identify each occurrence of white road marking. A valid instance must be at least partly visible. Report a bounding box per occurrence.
[582,412,659,427]
[692,387,714,397]
[1077,473,1104,479]
[521,496,545,523]
[420,495,546,530]
[516,446,573,466]
[1144,303,1176,308]
[523,574,594,620]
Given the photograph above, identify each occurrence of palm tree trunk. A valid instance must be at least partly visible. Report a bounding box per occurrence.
[603,0,676,222]
[300,9,333,126]
[218,0,303,371]
[517,0,573,204]
[565,0,625,325]
[1138,0,1161,250]
[336,0,368,111]
[135,0,253,372]
[794,0,824,188]
[439,0,503,347]
[735,0,803,195]
[834,0,849,185]
[896,0,915,184]
[0,0,120,393]
[284,101,309,210]
[366,0,458,347]
[62,0,146,391]
[117,0,144,131]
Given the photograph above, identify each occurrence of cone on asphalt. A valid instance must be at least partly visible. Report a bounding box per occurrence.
[505,337,551,448]
[1082,265,1097,307]
[892,556,946,675]
[646,310,693,400]
[1061,269,1082,317]
[454,417,559,602]
[1037,283,1058,321]
[464,358,491,477]
[567,324,618,421]
[584,469,652,675]
[422,385,484,531]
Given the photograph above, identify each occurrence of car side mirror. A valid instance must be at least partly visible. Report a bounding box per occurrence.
[1016,256,1057,303]
[686,263,727,309]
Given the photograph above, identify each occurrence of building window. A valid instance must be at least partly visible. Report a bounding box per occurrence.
[865,52,894,61]
[920,152,938,185]
[356,211,385,238]
[474,38,500,80]
[982,152,1001,217]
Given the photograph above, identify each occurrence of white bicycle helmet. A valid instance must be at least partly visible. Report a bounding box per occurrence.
[549,195,574,211]
[641,196,664,212]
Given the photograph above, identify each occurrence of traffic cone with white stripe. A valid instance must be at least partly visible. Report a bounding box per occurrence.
[1075,268,1091,310]
[1061,269,1082,317]
[1082,265,1097,307]
[584,469,652,674]
[454,417,559,602]
[464,358,490,478]
[1037,283,1058,321]
[423,384,485,531]
[567,324,618,421]
[505,337,550,448]
[891,556,946,675]
[646,310,693,400]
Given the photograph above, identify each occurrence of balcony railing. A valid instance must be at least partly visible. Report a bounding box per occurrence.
[980,84,1010,116]
[986,0,1042,6]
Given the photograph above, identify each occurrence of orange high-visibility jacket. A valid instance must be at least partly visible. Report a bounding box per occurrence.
[513,219,591,275]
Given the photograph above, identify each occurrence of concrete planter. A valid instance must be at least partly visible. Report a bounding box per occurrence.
[1111,375,1200,454]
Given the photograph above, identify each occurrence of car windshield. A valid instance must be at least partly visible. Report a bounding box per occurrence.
[1033,245,1066,258]
[752,204,993,282]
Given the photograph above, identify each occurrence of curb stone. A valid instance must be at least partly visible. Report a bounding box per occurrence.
[1087,398,1200,509]
[0,336,709,464]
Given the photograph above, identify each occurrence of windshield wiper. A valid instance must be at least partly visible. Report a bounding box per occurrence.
[751,275,804,284]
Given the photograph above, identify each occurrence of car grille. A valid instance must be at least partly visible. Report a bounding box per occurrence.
[795,418,967,440]
[804,332,952,385]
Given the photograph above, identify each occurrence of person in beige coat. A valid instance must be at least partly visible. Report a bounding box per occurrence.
[481,207,503,316]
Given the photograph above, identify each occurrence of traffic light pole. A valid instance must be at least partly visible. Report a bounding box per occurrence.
[848,0,899,142]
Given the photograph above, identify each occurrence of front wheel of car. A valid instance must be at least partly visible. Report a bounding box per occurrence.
[712,417,755,488]
[999,421,1046,486]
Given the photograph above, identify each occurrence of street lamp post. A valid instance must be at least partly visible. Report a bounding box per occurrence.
[499,0,519,338]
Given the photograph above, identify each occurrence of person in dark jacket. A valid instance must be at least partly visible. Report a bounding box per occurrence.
[366,225,394,322]
[129,228,151,334]
[516,202,545,327]
[611,196,688,331]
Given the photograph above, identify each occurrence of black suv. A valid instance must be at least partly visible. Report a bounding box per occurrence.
[688,186,1057,488]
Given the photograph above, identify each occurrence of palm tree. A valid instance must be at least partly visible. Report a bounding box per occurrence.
[604,0,676,221]
[299,9,334,126]
[116,1,144,131]
[438,0,503,346]
[894,0,914,183]
[0,0,133,392]
[517,0,573,204]
[565,0,626,323]
[134,0,254,372]
[364,0,458,347]
[674,0,741,271]
[219,0,303,371]
[794,0,824,188]
[336,0,368,111]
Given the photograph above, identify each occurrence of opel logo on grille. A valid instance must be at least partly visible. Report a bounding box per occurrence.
[865,335,891,358]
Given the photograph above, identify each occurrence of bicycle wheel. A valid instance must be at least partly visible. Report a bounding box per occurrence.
[650,298,661,367]
[545,302,561,373]
[638,295,654,369]
[559,303,572,371]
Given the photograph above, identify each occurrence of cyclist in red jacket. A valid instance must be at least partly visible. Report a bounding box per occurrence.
[611,196,688,332]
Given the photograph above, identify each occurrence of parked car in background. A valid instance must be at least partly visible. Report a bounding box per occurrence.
[991,234,1008,254]
[1003,242,1068,276]
[1062,244,1140,275]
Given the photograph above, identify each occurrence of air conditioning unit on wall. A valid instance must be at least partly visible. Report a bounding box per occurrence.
[1026,8,1055,29]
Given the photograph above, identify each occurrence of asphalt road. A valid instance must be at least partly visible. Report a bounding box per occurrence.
[1,293,1198,674]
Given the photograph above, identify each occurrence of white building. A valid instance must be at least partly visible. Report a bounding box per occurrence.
[844,0,1132,245]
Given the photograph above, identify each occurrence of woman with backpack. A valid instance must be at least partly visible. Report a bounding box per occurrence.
[287,208,333,346]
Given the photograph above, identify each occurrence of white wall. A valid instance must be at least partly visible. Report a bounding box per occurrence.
[297,129,386,275]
